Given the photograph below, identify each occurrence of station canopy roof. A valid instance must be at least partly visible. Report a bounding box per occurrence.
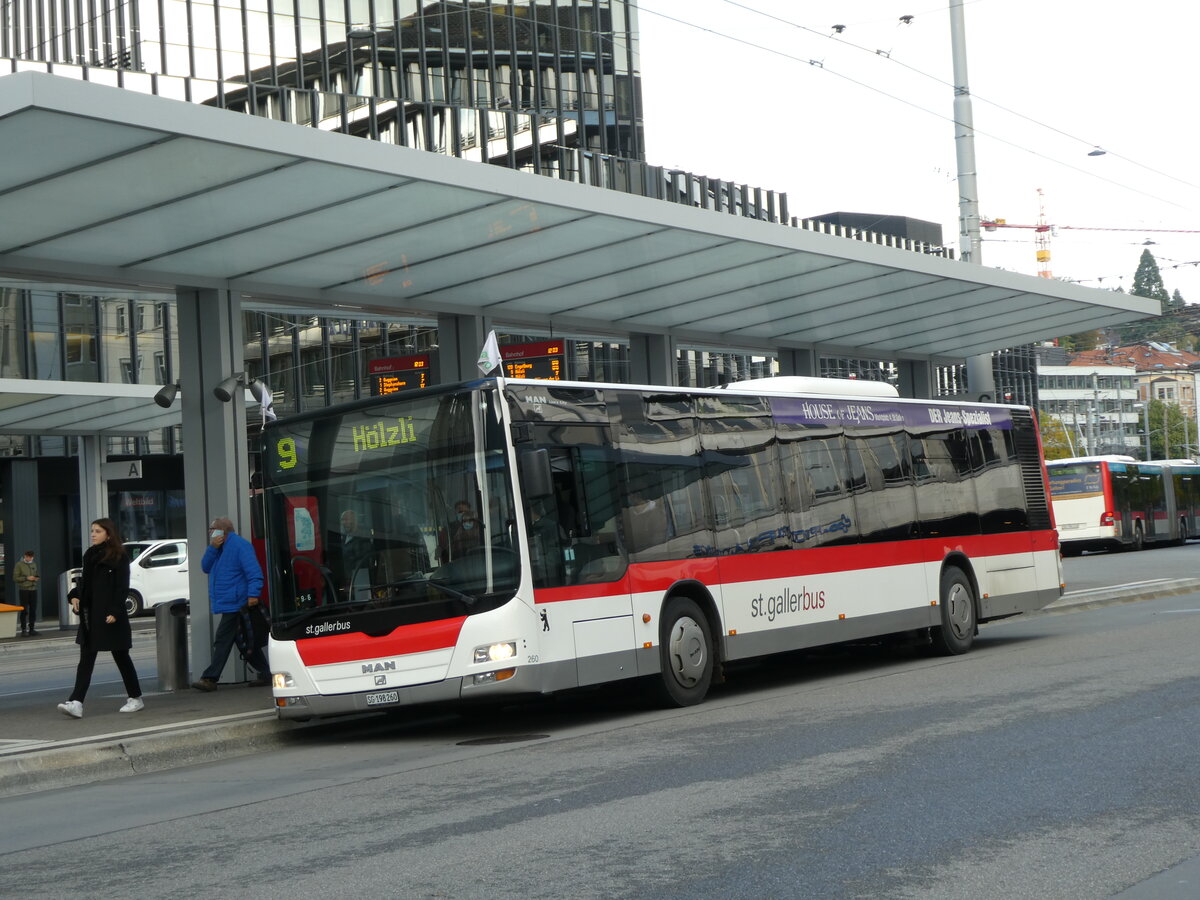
[0,378,180,436]
[0,70,1157,435]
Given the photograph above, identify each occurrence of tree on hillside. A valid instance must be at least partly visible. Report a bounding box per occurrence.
[1173,288,1186,307]
[1037,412,1076,460]
[1056,330,1102,352]
[1118,250,1180,343]
[1132,248,1170,310]
[1142,398,1196,460]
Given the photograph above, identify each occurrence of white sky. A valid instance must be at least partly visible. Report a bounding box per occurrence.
[634,0,1200,313]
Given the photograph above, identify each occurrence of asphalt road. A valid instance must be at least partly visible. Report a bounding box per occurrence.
[3,580,1200,899]
[1060,539,1200,593]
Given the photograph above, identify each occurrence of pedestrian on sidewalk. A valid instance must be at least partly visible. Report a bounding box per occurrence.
[57,519,144,719]
[13,548,40,636]
[191,516,270,692]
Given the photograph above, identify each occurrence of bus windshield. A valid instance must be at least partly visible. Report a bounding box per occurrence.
[261,385,520,639]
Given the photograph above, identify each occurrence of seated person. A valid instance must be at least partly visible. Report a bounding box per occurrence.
[437,500,484,563]
[334,509,375,599]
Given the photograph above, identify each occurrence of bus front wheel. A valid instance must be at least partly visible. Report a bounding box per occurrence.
[930,568,976,656]
[654,596,714,707]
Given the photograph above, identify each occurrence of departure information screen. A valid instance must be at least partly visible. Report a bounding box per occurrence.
[368,354,430,395]
[501,340,564,380]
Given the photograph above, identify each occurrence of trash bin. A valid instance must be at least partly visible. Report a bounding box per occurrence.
[58,569,81,631]
[155,599,190,691]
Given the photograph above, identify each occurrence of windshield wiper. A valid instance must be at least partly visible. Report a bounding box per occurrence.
[423,579,477,604]
[373,576,476,605]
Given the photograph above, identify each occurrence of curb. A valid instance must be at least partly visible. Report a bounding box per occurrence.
[1040,577,1200,613]
[0,711,290,798]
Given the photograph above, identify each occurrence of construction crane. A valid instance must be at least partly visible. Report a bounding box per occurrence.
[981,191,1200,279]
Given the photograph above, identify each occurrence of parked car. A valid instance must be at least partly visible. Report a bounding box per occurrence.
[65,539,190,617]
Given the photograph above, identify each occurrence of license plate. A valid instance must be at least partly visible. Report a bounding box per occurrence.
[365,690,399,707]
[1060,523,1083,530]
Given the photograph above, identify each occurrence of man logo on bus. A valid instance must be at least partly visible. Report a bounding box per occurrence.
[362,661,397,674]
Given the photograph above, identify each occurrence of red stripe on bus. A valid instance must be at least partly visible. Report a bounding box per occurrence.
[533,530,1058,603]
[295,617,467,665]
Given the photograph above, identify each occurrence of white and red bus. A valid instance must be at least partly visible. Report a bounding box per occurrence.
[260,376,1063,719]
[1047,456,1200,553]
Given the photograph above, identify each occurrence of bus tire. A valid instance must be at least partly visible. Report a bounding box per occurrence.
[1130,524,1145,552]
[930,568,975,656]
[654,596,714,707]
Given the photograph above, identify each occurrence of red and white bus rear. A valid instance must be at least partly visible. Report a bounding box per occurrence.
[1048,455,1200,553]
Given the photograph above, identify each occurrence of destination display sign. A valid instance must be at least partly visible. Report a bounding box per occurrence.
[501,340,564,381]
[368,354,430,395]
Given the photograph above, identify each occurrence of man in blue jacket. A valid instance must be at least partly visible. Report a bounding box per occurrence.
[191,516,270,691]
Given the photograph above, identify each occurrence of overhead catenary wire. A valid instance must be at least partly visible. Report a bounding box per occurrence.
[711,0,1200,194]
[633,1,1190,211]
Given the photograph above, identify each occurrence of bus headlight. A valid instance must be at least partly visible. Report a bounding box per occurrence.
[273,672,295,689]
[474,641,517,664]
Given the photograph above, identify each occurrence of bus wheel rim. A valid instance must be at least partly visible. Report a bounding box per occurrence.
[946,582,972,640]
[668,616,706,687]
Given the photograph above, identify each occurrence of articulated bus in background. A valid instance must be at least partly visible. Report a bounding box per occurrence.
[259,376,1063,720]
[1046,456,1200,554]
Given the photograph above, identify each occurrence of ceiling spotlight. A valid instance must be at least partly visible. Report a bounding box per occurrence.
[213,373,243,403]
[899,15,914,24]
[153,382,179,409]
[247,377,270,405]
[1088,146,1107,157]
[832,24,845,33]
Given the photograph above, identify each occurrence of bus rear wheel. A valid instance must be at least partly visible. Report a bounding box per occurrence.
[1129,524,1145,552]
[654,596,714,707]
[930,568,975,656]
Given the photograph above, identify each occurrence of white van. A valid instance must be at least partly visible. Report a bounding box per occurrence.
[65,539,190,617]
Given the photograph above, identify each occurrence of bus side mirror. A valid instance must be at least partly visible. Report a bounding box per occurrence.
[519,448,553,499]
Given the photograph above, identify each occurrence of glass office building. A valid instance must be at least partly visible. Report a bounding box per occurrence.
[2,0,644,166]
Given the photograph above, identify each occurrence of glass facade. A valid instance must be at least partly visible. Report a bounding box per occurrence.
[2,0,644,166]
[936,345,1040,408]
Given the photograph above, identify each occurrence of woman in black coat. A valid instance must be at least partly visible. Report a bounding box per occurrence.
[57,518,145,718]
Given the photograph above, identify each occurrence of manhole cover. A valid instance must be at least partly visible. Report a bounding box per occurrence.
[456,734,550,746]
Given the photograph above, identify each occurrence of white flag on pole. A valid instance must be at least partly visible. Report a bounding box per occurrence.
[478,330,501,375]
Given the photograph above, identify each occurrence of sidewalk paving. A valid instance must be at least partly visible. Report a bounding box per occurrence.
[0,619,298,798]
[3,576,1200,798]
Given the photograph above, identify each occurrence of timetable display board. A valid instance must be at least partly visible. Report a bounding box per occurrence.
[501,340,564,381]
[368,354,430,395]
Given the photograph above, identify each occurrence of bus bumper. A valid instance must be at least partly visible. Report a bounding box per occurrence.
[274,663,542,720]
